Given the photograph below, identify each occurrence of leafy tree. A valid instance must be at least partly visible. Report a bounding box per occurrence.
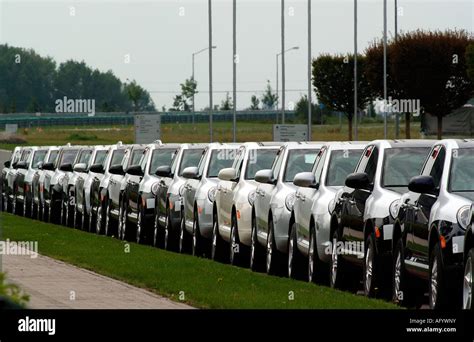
[249,95,260,110]
[312,54,372,140]
[171,78,197,111]
[390,30,472,139]
[261,81,278,110]
[220,92,233,110]
[294,95,319,124]
[124,80,155,112]
[466,42,474,82]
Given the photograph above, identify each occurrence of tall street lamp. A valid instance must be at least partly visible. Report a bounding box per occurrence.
[276,46,299,123]
[307,0,312,141]
[192,45,216,124]
[208,0,214,142]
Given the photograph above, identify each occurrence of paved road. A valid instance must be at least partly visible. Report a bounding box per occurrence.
[3,253,192,309]
[0,149,11,167]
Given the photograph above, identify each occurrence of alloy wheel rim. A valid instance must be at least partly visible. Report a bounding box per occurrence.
[96,207,102,234]
[192,218,197,256]
[308,234,314,282]
[179,217,184,253]
[164,212,170,249]
[266,228,273,273]
[288,232,294,277]
[136,211,142,243]
[463,256,473,310]
[250,226,256,268]
[331,238,338,287]
[118,205,123,239]
[365,243,373,295]
[230,224,236,263]
[105,204,110,236]
[394,251,402,302]
[430,257,439,308]
[211,220,217,259]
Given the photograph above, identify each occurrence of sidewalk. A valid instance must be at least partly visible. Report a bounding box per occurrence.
[2,253,192,309]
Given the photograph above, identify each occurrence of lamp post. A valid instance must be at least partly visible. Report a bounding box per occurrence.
[307,0,312,141]
[354,0,358,141]
[383,0,388,139]
[192,46,216,124]
[232,0,237,142]
[208,0,214,142]
[276,46,299,123]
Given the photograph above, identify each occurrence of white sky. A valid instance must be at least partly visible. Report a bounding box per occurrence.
[0,0,473,110]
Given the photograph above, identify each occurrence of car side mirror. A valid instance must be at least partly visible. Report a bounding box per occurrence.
[73,163,87,173]
[345,172,371,190]
[16,161,28,170]
[3,160,10,168]
[108,164,124,176]
[182,166,199,180]
[42,162,55,171]
[155,165,172,178]
[127,165,144,177]
[408,175,436,195]
[293,172,319,189]
[59,163,73,172]
[255,169,276,184]
[218,168,238,182]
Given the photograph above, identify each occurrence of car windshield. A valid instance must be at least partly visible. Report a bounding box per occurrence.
[245,149,279,180]
[59,149,79,166]
[47,150,59,164]
[283,149,319,182]
[32,150,47,169]
[382,147,430,187]
[449,148,474,195]
[94,150,107,166]
[179,149,204,176]
[207,149,237,178]
[77,150,93,165]
[149,149,175,175]
[110,149,125,166]
[130,149,144,166]
[326,149,364,186]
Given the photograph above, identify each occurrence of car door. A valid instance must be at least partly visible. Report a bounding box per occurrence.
[342,146,378,260]
[256,148,283,235]
[219,148,244,230]
[296,147,327,242]
[184,150,207,228]
[408,145,445,274]
[129,148,148,216]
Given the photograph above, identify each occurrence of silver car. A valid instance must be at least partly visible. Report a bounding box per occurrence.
[213,142,281,264]
[181,143,239,255]
[153,143,207,249]
[34,146,60,220]
[251,142,323,274]
[2,146,22,212]
[72,145,109,229]
[290,142,366,281]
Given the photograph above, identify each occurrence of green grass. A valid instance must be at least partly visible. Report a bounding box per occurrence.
[0,212,397,309]
[0,121,423,151]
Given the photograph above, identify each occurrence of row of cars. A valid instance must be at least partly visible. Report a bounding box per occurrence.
[1,139,473,310]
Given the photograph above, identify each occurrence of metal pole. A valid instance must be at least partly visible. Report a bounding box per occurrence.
[354,0,358,141]
[276,54,279,115]
[192,53,195,124]
[232,0,237,142]
[208,0,213,142]
[281,0,286,124]
[394,0,399,138]
[383,0,388,139]
[307,0,312,141]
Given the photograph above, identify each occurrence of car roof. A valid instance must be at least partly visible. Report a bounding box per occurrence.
[284,141,325,150]
[323,141,368,151]
[436,139,474,149]
[367,139,436,149]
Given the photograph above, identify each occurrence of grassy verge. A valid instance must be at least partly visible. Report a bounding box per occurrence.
[0,213,397,309]
[0,121,423,151]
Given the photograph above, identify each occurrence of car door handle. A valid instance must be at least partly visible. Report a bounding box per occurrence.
[348,199,356,205]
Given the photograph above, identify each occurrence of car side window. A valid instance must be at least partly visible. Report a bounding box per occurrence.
[364,147,378,184]
[232,148,245,178]
[429,146,446,188]
[313,147,327,184]
[271,149,284,180]
[198,149,208,176]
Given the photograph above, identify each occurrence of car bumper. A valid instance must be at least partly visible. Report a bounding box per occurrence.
[272,205,292,254]
[196,197,213,239]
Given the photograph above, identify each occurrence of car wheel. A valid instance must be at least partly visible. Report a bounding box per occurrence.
[164,206,173,250]
[363,234,377,297]
[211,211,226,262]
[12,194,17,215]
[463,248,473,310]
[250,214,264,272]
[96,201,103,235]
[178,211,191,253]
[229,213,241,266]
[192,210,204,257]
[429,243,449,309]
[266,219,281,275]
[136,204,145,244]
[288,222,305,280]
[73,201,79,229]
[118,201,124,240]
[153,211,161,248]
[105,201,112,236]
[329,229,343,289]
[308,225,326,284]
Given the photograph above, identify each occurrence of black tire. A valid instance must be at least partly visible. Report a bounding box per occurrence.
[152,210,161,248]
[192,210,205,257]
[308,225,327,284]
[329,229,359,291]
[163,204,176,250]
[265,219,283,275]
[250,213,264,272]
[105,200,113,237]
[363,233,377,297]
[136,203,146,244]
[95,200,104,235]
[211,210,227,262]
[288,222,306,280]
[463,248,473,310]
[429,243,450,309]
[178,211,191,253]
[229,213,243,266]
[117,199,125,240]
